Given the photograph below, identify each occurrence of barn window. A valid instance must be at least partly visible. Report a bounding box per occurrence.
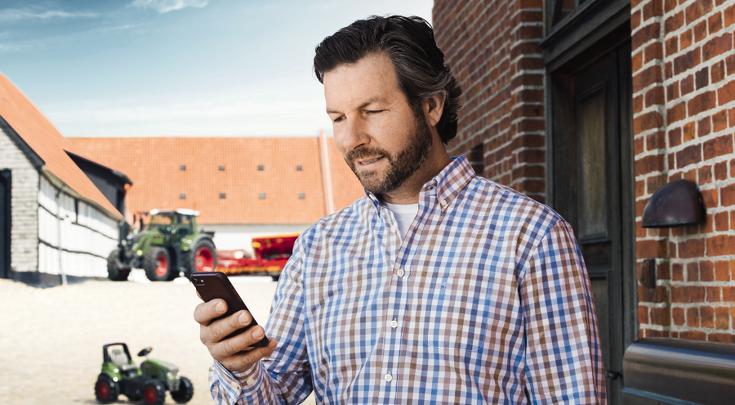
[179,193,186,199]
[298,193,305,199]
[258,165,264,171]
[219,165,225,171]
[180,165,186,171]
[259,193,266,199]
[219,193,226,199]
[296,165,303,171]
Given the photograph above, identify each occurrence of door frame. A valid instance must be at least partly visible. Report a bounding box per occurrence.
[541,2,636,403]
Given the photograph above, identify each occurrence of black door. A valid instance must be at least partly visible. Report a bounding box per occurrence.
[549,41,634,404]
[0,170,10,279]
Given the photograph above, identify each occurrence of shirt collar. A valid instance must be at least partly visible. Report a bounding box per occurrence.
[362,155,476,213]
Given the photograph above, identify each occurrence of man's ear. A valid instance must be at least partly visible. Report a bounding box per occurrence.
[422,92,446,127]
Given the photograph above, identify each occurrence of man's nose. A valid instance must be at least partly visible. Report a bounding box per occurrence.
[341,116,369,152]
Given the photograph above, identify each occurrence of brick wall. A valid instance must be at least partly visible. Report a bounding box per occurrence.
[433,0,547,203]
[634,0,735,342]
[0,127,39,273]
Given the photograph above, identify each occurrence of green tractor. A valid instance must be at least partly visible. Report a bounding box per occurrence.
[94,343,193,405]
[107,209,217,282]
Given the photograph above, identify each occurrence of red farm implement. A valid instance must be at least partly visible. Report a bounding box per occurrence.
[215,234,298,281]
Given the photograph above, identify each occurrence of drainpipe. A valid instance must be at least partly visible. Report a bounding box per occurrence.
[55,184,67,286]
[318,130,335,215]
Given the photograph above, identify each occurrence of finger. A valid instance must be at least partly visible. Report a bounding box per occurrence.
[219,338,278,373]
[193,298,227,325]
[206,310,253,346]
[209,323,263,358]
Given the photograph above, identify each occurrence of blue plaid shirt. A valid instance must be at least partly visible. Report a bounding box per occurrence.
[209,155,606,404]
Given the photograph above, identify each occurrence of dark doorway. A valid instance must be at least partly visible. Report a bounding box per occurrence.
[547,32,634,404]
[0,170,10,279]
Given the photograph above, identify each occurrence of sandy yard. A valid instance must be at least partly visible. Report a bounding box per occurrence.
[0,271,316,405]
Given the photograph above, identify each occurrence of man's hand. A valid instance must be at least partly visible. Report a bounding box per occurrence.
[194,298,278,373]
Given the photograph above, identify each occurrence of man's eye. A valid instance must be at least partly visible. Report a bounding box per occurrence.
[367,110,384,114]
[332,116,344,123]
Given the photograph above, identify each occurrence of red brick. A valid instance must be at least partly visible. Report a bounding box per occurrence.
[669,127,682,147]
[688,262,700,281]
[657,261,670,280]
[712,61,726,85]
[634,110,663,133]
[696,67,710,89]
[703,134,733,159]
[686,0,714,25]
[645,329,670,338]
[633,23,661,50]
[688,91,717,116]
[728,55,735,76]
[700,260,715,281]
[710,11,724,33]
[718,79,735,106]
[632,9,642,31]
[665,61,673,80]
[679,238,705,258]
[647,174,668,194]
[638,305,649,324]
[712,109,728,132]
[680,331,706,341]
[673,307,685,325]
[726,4,735,27]
[714,161,727,180]
[701,306,715,328]
[715,212,729,232]
[681,30,693,50]
[646,131,665,150]
[708,333,735,343]
[643,0,663,20]
[636,180,645,198]
[667,102,687,123]
[664,0,677,13]
[702,188,718,208]
[674,49,701,75]
[707,235,735,256]
[676,144,702,168]
[681,75,694,96]
[636,239,667,258]
[635,154,665,175]
[723,184,735,206]
[645,42,663,63]
[687,307,700,326]
[634,137,645,155]
[725,286,735,302]
[699,165,712,184]
[732,159,735,177]
[645,86,664,107]
[650,307,671,326]
[703,33,733,61]
[698,116,712,137]
[683,121,696,142]
[694,20,708,43]
[633,95,644,114]
[665,37,678,57]
[665,11,684,34]
[632,51,643,73]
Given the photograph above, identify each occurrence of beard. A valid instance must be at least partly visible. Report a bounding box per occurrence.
[344,110,433,195]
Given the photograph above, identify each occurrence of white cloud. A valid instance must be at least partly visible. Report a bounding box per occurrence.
[131,0,208,14]
[0,8,98,21]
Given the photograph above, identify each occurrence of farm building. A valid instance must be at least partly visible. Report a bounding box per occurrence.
[0,74,130,286]
[433,0,735,402]
[69,132,365,257]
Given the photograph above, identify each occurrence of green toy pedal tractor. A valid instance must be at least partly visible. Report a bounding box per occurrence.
[94,343,193,405]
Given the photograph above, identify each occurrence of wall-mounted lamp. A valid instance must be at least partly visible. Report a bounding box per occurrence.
[641,179,705,228]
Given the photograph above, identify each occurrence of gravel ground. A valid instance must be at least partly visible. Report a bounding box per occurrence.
[0,270,316,405]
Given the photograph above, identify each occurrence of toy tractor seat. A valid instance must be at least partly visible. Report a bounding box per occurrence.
[107,346,138,377]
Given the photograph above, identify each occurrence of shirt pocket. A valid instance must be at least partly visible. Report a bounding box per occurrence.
[422,279,489,353]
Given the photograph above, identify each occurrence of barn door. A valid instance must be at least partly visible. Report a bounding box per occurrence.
[0,170,10,279]
[550,42,633,404]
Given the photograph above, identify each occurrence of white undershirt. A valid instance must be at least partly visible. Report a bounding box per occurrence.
[384,202,419,240]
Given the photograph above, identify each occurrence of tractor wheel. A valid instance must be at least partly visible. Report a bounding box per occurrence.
[107,248,130,281]
[271,274,280,282]
[171,376,194,403]
[185,239,217,277]
[94,374,119,403]
[141,379,166,405]
[144,247,173,281]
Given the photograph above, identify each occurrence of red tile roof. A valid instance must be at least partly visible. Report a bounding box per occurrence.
[69,137,365,225]
[0,74,122,218]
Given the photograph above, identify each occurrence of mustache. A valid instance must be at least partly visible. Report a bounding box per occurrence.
[345,147,391,163]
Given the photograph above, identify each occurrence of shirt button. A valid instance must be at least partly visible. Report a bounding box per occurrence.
[396,268,405,277]
[384,373,393,382]
[390,320,398,328]
[392,225,399,234]
[440,200,447,208]
[246,378,254,386]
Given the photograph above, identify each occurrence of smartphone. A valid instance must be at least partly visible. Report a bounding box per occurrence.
[191,271,269,348]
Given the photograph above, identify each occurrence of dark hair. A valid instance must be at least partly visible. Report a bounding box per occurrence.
[314,15,463,144]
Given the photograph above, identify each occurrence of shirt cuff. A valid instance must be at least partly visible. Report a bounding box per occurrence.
[210,359,264,403]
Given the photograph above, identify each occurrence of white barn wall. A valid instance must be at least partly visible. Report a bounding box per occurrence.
[0,126,39,273]
[38,176,117,278]
[200,224,312,257]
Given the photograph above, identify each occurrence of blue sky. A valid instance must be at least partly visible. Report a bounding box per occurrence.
[0,0,433,138]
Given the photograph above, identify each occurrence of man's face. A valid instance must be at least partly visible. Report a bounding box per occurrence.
[324,53,433,195]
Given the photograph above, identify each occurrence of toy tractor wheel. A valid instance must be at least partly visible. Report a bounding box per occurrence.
[185,239,217,277]
[107,248,130,281]
[94,374,119,403]
[171,376,194,403]
[141,379,166,405]
[144,247,173,281]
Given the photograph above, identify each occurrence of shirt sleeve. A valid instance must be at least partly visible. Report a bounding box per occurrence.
[520,218,607,404]
[208,236,313,405]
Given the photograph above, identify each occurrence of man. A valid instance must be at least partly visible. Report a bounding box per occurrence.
[195,15,606,404]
